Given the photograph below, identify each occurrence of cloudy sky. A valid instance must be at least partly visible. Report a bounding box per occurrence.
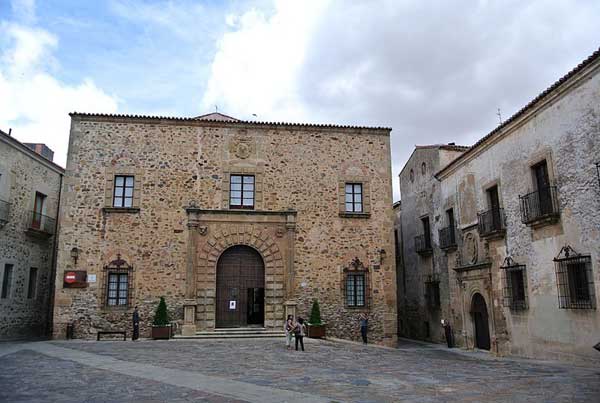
[1,0,599,200]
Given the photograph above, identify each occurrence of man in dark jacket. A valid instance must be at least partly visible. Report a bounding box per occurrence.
[132,306,140,341]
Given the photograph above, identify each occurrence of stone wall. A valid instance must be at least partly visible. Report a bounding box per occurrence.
[53,117,397,345]
[0,132,62,339]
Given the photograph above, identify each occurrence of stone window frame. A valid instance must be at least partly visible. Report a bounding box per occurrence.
[342,257,371,310]
[222,164,264,210]
[103,168,142,213]
[100,256,135,310]
[338,177,371,218]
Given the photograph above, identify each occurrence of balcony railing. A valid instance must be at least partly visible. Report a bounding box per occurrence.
[414,234,432,255]
[438,226,456,249]
[27,211,56,237]
[478,208,506,238]
[0,199,9,227]
[519,186,559,225]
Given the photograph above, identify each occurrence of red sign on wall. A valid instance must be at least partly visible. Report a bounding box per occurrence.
[63,271,87,288]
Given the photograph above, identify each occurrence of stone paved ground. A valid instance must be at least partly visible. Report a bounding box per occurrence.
[0,338,598,402]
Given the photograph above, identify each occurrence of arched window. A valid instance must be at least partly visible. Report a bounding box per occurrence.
[421,162,427,175]
[409,169,414,183]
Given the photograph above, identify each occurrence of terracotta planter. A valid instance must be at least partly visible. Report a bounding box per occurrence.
[151,325,171,340]
[307,323,326,339]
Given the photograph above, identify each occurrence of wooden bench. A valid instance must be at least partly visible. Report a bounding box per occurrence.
[97,331,127,341]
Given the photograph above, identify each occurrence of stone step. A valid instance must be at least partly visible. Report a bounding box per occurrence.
[173,327,285,340]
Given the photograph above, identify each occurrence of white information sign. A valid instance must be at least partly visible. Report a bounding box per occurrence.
[88,274,97,283]
[229,300,236,310]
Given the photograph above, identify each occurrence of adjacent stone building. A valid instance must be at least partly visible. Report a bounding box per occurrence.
[397,48,600,364]
[52,112,398,345]
[396,144,467,343]
[0,129,63,339]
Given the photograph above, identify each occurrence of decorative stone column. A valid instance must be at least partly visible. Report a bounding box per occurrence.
[285,211,297,299]
[182,203,199,336]
[284,300,297,321]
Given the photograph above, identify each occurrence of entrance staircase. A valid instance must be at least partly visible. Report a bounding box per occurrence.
[174,327,284,340]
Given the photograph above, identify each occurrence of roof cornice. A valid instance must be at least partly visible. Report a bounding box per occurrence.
[0,130,64,174]
[69,112,392,134]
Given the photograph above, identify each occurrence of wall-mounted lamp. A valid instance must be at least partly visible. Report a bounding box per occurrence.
[70,247,80,265]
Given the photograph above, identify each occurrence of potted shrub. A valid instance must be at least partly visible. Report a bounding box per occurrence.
[151,297,172,339]
[306,299,326,338]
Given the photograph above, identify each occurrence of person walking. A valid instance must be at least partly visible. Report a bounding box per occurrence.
[359,313,368,344]
[132,306,140,341]
[284,315,294,350]
[294,317,306,351]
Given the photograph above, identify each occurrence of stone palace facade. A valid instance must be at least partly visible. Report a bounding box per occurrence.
[396,47,600,364]
[52,112,398,345]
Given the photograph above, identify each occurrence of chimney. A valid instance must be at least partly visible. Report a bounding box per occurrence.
[24,143,55,162]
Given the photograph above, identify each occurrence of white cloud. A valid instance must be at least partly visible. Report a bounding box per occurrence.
[201,0,330,121]
[0,22,118,167]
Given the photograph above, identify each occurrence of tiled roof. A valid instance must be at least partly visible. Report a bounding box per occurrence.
[415,144,470,152]
[437,46,600,177]
[69,112,392,131]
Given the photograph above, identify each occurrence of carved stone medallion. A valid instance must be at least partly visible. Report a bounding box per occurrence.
[230,138,255,159]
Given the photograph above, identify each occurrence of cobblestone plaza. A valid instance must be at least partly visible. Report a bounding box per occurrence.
[1,338,598,402]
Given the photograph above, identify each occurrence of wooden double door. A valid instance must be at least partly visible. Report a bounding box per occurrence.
[216,246,265,328]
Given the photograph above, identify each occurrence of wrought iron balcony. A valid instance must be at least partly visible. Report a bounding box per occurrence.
[414,234,432,255]
[519,186,560,225]
[438,225,457,249]
[0,199,10,228]
[478,208,506,238]
[25,210,56,239]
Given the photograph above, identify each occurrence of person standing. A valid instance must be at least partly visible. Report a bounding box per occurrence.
[284,315,294,350]
[359,313,368,344]
[294,318,306,351]
[132,306,140,341]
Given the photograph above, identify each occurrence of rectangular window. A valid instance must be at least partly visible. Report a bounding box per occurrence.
[229,175,255,209]
[113,175,134,208]
[345,183,363,213]
[502,264,528,311]
[1,264,13,299]
[346,274,365,307]
[555,254,595,309]
[107,272,129,306]
[27,267,38,299]
[421,216,431,248]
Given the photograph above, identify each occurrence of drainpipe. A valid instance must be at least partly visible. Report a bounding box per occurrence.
[47,172,63,339]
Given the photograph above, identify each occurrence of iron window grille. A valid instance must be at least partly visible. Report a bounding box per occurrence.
[343,257,369,308]
[1,264,13,299]
[113,175,134,208]
[439,225,456,249]
[229,175,255,209]
[500,257,528,311]
[478,208,506,237]
[345,183,363,213]
[0,199,9,226]
[596,162,600,188]
[424,274,440,309]
[554,246,595,309]
[519,185,560,224]
[102,255,134,308]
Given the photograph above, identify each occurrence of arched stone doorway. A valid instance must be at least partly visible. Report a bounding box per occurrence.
[471,293,491,350]
[216,245,265,328]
